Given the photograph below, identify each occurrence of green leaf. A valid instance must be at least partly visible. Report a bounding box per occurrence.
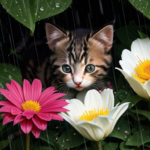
[39,130,59,146]
[0,140,9,150]
[129,0,150,20]
[126,129,150,146]
[116,24,140,48]
[138,31,150,39]
[0,0,72,34]
[58,128,86,149]
[120,142,138,150]
[114,89,128,105]
[109,118,131,141]
[120,95,143,109]
[130,109,150,121]
[0,63,22,101]
[103,142,118,150]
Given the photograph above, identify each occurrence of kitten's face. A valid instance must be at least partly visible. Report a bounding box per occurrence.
[46,24,113,91]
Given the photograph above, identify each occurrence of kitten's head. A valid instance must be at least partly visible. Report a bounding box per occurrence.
[46,23,113,91]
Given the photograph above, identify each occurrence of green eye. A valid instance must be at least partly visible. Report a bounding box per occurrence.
[62,65,71,73]
[85,64,95,73]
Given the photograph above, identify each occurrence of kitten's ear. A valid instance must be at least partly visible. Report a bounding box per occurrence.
[92,25,113,53]
[45,23,67,51]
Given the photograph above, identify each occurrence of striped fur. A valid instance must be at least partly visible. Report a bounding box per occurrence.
[21,23,113,98]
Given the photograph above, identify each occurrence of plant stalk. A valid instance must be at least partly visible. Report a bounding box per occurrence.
[97,140,102,150]
[26,133,30,150]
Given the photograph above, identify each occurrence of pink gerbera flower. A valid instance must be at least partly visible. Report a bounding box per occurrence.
[0,79,68,138]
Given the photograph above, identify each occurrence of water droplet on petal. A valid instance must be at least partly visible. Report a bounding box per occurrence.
[40,7,44,11]
[56,3,60,8]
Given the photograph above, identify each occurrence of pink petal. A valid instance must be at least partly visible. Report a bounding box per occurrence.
[13,114,25,125]
[51,113,63,121]
[0,101,14,106]
[0,105,20,113]
[23,79,32,101]
[40,93,66,107]
[38,87,55,103]
[0,89,22,109]
[41,107,69,113]
[36,113,51,121]
[11,107,22,115]
[41,99,68,111]
[6,81,24,104]
[11,80,25,103]
[31,79,42,101]
[21,119,33,134]
[32,124,40,138]
[2,113,15,125]
[23,110,35,119]
[32,116,47,131]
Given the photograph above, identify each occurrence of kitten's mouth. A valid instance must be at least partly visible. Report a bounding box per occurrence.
[75,86,84,91]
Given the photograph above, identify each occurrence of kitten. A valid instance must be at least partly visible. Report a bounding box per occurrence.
[21,23,113,99]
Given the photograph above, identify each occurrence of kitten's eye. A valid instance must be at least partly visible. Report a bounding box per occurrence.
[85,64,95,73]
[62,65,71,73]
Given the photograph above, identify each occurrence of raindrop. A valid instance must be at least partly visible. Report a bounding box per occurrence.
[63,140,64,142]
[5,2,7,4]
[19,8,21,10]
[8,75,12,79]
[125,136,127,138]
[16,1,18,3]
[64,3,66,5]
[0,83,4,88]
[16,15,18,17]
[139,0,141,1]
[132,104,134,106]
[53,8,55,10]
[35,13,37,16]
[24,20,26,21]
[13,69,15,71]
[56,3,60,8]
[62,145,63,147]
[38,16,40,18]
[40,7,44,11]
[4,69,7,72]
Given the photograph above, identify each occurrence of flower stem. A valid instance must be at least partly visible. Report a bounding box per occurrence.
[97,141,102,150]
[26,133,30,150]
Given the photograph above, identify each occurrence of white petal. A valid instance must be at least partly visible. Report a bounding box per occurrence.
[131,38,150,60]
[107,102,129,135]
[92,115,113,137]
[84,89,103,111]
[65,99,86,122]
[119,60,135,75]
[60,112,104,141]
[101,89,114,111]
[145,80,150,98]
[126,76,149,99]
[121,49,138,68]
[115,68,131,78]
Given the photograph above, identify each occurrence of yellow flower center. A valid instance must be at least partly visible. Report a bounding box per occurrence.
[79,108,109,121]
[21,100,41,113]
[131,58,150,84]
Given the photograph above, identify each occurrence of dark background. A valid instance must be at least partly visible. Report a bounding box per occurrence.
[0,0,149,65]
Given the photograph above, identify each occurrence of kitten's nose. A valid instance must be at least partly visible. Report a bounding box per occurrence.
[74,82,82,86]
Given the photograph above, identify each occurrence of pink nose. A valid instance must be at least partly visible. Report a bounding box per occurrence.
[74,82,81,85]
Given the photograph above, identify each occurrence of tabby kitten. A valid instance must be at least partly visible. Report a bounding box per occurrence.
[21,23,113,98]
